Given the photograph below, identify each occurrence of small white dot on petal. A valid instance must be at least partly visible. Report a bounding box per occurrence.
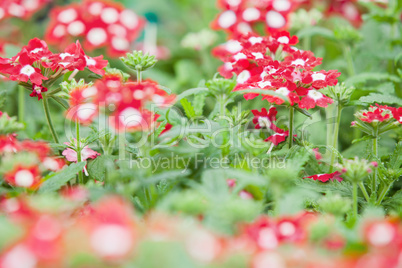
[8,4,25,17]
[119,107,142,127]
[14,170,34,187]
[82,86,98,97]
[273,0,291,11]
[249,36,263,45]
[368,223,395,247]
[312,73,326,81]
[1,245,37,268]
[266,11,286,29]
[108,24,127,37]
[22,0,39,11]
[0,8,4,20]
[225,40,242,54]
[291,59,305,66]
[53,25,66,38]
[277,36,289,44]
[112,37,130,51]
[87,28,108,46]
[277,87,290,96]
[57,8,78,24]
[77,104,97,121]
[91,225,132,257]
[243,8,260,21]
[89,2,103,15]
[307,90,323,101]
[237,22,252,34]
[258,228,278,249]
[67,21,85,36]
[20,65,35,76]
[120,10,139,29]
[237,70,250,84]
[101,7,119,24]
[218,10,237,28]
[278,222,296,236]
[226,0,241,6]
[252,52,264,59]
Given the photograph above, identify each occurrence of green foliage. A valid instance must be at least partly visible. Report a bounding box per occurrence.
[120,50,158,72]
[39,162,87,193]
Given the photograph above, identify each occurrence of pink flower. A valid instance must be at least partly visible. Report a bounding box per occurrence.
[62,146,100,162]
[303,171,343,182]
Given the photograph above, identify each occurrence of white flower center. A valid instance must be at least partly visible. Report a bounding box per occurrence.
[67,21,85,36]
[278,222,296,236]
[1,245,37,268]
[57,8,77,24]
[14,170,34,187]
[218,10,237,28]
[82,86,98,97]
[77,103,97,121]
[308,90,323,101]
[291,59,305,66]
[234,52,247,61]
[368,223,395,247]
[249,36,263,45]
[276,87,290,96]
[101,7,119,24]
[242,8,260,21]
[252,52,264,60]
[237,70,250,84]
[273,0,291,11]
[258,117,271,128]
[119,107,142,127]
[277,36,289,44]
[258,80,272,88]
[111,37,130,51]
[91,224,132,257]
[120,10,139,29]
[258,228,278,249]
[225,40,242,53]
[312,73,326,81]
[87,28,107,46]
[60,53,72,60]
[89,3,103,15]
[53,25,66,37]
[20,65,35,76]
[266,11,286,29]
[30,48,43,54]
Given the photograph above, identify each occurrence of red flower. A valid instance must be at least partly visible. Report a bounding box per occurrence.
[265,130,289,146]
[298,89,333,110]
[4,165,42,189]
[30,84,48,100]
[9,51,48,85]
[302,70,341,89]
[85,55,108,75]
[391,107,402,123]
[251,107,279,131]
[283,50,322,70]
[303,171,343,182]
[359,104,392,123]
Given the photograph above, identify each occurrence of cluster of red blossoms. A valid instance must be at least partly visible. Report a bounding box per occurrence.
[1,193,402,267]
[45,0,145,57]
[0,133,65,190]
[66,75,175,132]
[0,0,48,21]
[212,0,299,38]
[0,38,108,100]
[251,106,294,146]
[214,31,340,110]
[354,104,402,124]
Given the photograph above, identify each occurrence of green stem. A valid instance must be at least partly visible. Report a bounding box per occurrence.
[376,183,392,205]
[289,106,294,148]
[220,95,226,117]
[372,126,379,197]
[303,36,311,51]
[137,69,142,83]
[76,119,84,184]
[358,182,370,202]
[42,96,59,143]
[353,182,358,219]
[18,86,24,122]
[329,104,342,173]
[343,45,355,76]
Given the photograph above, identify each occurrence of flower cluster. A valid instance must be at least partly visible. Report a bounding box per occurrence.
[2,194,402,267]
[45,0,145,57]
[304,171,343,183]
[212,0,299,38]
[65,75,175,131]
[354,104,396,124]
[0,38,108,100]
[251,106,293,146]
[0,0,48,21]
[213,32,340,109]
[0,135,65,189]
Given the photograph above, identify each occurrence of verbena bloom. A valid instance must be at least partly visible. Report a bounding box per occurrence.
[0,0,48,21]
[303,171,343,183]
[4,165,41,189]
[45,0,145,57]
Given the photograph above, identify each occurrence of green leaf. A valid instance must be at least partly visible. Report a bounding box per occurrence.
[180,98,196,119]
[296,26,336,40]
[358,93,402,106]
[87,155,114,181]
[175,87,209,102]
[38,162,86,193]
[344,73,400,87]
[193,92,206,116]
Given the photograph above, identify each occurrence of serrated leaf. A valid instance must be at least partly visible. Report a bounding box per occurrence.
[358,93,402,106]
[38,162,86,193]
[87,155,114,181]
[180,98,196,119]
